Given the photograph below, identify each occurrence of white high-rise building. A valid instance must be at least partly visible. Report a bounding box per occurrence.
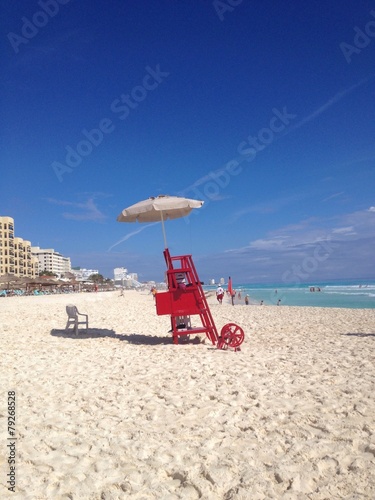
[31,246,71,277]
[71,268,99,281]
[114,267,128,284]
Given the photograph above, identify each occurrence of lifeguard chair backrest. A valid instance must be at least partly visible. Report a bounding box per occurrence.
[175,272,185,283]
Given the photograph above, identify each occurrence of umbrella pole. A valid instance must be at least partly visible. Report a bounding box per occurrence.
[161,210,168,248]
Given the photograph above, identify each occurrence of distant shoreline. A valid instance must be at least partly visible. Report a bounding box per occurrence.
[204,280,375,309]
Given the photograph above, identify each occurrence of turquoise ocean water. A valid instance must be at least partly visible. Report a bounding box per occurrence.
[204,279,375,309]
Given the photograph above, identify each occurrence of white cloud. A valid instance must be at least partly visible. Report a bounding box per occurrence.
[47,196,107,222]
[332,226,355,235]
[249,237,289,250]
[227,207,375,259]
[322,191,345,202]
[231,193,308,221]
[108,223,157,251]
[287,78,370,133]
[200,208,375,282]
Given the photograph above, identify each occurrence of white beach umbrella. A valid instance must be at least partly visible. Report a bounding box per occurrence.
[117,195,204,248]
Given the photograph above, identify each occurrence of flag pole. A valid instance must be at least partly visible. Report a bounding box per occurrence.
[160,210,168,248]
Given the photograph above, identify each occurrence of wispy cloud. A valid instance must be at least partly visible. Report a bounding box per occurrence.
[8,29,83,68]
[322,191,345,202]
[46,196,107,222]
[332,226,356,235]
[287,77,371,133]
[108,223,157,251]
[230,192,308,222]
[205,206,375,282]
[226,206,375,256]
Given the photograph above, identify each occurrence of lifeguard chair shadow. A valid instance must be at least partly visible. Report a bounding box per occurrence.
[155,249,245,351]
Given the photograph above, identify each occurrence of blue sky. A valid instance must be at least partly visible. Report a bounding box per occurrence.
[1,0,375,283]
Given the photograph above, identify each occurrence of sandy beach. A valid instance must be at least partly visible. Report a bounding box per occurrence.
[1,290,375,499]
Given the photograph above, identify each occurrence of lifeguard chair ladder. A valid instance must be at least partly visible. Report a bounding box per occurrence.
[155,249,244,350]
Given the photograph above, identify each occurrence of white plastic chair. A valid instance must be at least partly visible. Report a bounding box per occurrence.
[65,304,88,335]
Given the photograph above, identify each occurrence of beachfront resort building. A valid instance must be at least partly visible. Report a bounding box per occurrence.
[114,267,128,285]
[0,216,39,278]
[31,246,71,277]
[113,268,141,287]
[209,278,225,286]
[70,268,99,281]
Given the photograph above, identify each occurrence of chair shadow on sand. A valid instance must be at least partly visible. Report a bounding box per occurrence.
[50,329,202,345]
[342,332,375,338]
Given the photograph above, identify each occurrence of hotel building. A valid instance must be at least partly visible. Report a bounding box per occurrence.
[0,216,39,278]
[114,267,128,285]
[31,246,71,277]
[70,268,99,281]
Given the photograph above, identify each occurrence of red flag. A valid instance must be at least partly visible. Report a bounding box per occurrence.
[228,276,233,296]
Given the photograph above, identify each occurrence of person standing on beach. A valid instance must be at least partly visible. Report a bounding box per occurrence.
[216,285,224,304]
[245,295,249,305]
[150,287,157,301]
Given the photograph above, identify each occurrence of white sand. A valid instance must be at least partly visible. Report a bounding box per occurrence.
[1,291,375,499]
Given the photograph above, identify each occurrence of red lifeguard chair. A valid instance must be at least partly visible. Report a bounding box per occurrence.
[117,195,245,350]
[155,248,244,350]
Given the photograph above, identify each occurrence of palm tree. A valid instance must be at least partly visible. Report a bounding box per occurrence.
[89,273,104,284]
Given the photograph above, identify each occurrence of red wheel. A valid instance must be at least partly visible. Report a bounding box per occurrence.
[220,323,244,348]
